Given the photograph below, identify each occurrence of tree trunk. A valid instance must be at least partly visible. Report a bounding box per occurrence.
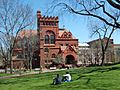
[10,53,13,74]
[101,51,105,66]
[3,59,8,73]
[4,64,7,73]
[29,58,32,71]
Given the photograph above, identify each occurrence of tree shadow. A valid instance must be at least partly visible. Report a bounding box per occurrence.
[87,66,120,74]
[0,79,29,85]
[76,66,120,81]
[76,75,85,80]
[86,78,91,84]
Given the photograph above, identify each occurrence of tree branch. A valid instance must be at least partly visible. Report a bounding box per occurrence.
[60,3,120,28]
[107,0,120,10]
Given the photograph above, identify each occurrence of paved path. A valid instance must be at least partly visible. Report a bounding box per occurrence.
[0,69,67,79]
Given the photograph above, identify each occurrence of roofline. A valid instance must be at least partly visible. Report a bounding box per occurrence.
[87,37,113,44]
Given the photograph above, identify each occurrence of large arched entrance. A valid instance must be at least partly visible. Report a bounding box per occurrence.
[65,55,75,64]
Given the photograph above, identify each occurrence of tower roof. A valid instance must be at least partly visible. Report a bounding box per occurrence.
[37,10,58,21]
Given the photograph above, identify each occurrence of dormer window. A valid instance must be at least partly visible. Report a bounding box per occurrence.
[68,34,71,38]
[60,44,63,46]
[66,43,68,46]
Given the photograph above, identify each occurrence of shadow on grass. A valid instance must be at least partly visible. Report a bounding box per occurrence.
[87,66,120,74]
[29,83,62,90]
[75,66,120,81]
[0,79,29,85]
[76,75,85,80]
[86,78,91,84]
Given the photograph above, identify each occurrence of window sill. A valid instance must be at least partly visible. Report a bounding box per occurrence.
[44,44,55,46]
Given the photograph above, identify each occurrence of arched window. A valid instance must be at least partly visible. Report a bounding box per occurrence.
[52,54,56,58]
[45,35,49,44]
[50,35,55,44]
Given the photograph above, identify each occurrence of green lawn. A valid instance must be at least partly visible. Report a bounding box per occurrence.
[0,73,12,77]
[0,65,120,90]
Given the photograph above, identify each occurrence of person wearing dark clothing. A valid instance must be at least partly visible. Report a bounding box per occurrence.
[53,74,62,85]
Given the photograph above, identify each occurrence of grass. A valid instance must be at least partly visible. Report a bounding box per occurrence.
[0,65,120,90]
[0,73,12,77]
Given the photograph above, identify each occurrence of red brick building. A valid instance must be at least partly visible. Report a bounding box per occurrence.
[37,11,78,68]
[13,11,78,69]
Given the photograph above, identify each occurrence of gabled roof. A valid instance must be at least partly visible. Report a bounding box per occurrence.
[60,45,77,53]
[59,30,65,37]
[58,28,76,39]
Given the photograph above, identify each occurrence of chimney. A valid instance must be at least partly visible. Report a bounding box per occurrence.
[37,10,42,18]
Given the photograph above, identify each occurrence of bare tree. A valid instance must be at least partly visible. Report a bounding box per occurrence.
[90,23,116,65]
[53,54,63,65]
[78,46,101,66]
[0,33,10,73]
[0,0,34,74]
[49,0,120,65]
[106,0,120,10]
[50,0,120,28]
[21,33,39,71]
[78,47,90,66]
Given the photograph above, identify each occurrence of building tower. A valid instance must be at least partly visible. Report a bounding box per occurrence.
[37,11,60,68]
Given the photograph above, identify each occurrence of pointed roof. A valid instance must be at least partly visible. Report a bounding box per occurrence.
[59,30,65,37]
[58,28,76,39]
[60,45,77,53]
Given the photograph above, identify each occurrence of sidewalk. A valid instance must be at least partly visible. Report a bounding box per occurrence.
[0,71,39,79]
[0,68,67,79]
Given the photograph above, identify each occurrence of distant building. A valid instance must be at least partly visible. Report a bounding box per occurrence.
[87,38,114,64]
[78,43,90,66]
[0,54,4,69]
[113,44,120,63]
[78,38,120,66]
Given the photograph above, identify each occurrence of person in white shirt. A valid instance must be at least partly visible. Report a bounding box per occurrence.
[63,72,71,82]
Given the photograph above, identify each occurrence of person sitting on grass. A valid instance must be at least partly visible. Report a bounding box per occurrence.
[62,72,72,82]
[52,74,62,85]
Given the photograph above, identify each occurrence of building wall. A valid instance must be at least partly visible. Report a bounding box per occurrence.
[113,44,120,63]
[78,39,120,66]
[37,11,78,68]
[12,60,25,69]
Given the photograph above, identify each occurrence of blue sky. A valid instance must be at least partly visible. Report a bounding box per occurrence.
[25,0,120,44]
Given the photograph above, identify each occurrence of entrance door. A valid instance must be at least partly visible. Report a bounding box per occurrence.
[65,55,75,64]
[32,56,40,69]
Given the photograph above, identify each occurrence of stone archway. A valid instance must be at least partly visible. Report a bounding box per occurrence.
[65,55,75,64]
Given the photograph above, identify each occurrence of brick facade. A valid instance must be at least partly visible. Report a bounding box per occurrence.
[37,11,78,68]
[13,11,78,69]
